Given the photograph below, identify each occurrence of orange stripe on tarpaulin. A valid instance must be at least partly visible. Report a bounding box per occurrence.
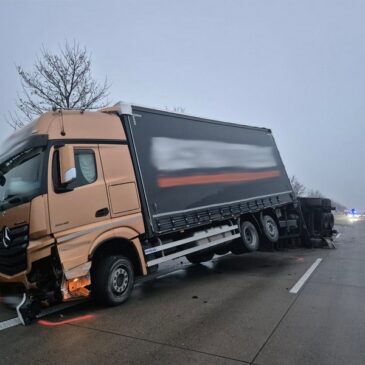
[158,170,281,188]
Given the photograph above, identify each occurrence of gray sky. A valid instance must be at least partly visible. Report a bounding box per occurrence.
[1,0,364,209]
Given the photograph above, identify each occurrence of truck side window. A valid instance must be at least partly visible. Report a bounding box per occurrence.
[74,150,97,186]
[53,149,97,192]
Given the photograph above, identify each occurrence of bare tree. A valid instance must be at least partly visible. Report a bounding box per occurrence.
[290,175,306,197]
[307,189,324,198]
[7,42,109,129]
[290,175,346,210]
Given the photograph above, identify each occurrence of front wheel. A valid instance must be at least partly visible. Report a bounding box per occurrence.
[92,255,135,306]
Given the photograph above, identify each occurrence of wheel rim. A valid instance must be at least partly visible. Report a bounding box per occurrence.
[265,218,278,239]
[243,225,257,248]
[111,266,129,295]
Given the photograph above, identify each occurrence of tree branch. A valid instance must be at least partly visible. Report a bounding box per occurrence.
[9,41,110,128]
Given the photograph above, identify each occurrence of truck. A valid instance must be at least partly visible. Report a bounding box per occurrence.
[0,102,335,324]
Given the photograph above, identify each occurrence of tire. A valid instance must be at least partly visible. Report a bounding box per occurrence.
[261,215,279,243]
[186,251,214,264]
[92,255,135,306]
[230,240,247,255]
[329,213,335,229]
[231,220,260,254]
[215,245,230,256]
[322,213,330,229]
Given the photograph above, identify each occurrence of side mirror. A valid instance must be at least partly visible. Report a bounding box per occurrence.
[59,145,76,184]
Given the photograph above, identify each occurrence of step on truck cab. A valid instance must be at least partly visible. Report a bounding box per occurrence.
[0,102,334,323]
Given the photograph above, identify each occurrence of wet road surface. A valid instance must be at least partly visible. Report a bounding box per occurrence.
[0,221,363,364]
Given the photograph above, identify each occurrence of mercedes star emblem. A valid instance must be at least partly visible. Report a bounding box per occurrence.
[2,227,11,248]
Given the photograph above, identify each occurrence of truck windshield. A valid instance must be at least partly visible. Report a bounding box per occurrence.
[0,147,45,210]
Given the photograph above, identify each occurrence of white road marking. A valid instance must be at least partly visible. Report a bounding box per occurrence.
[335,233,342,239]
[0,317,22,331]
[289,258,323,294]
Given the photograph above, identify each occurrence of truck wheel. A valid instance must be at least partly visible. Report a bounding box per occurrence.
[186,251,214,264]
[232,220,260,254]
[322,213,330,229]
[261,215,279,243]
[329,213,335,229]
[322,213,335,230]
[230,240,247,255]
[214,245,230,255]
[92,255,134,306]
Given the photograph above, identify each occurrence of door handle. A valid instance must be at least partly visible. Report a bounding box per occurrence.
[95,208,109,218]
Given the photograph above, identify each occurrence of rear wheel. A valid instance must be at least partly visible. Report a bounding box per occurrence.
[231,220,260,254]
[186,251,214,264]
[214,245,230,256]
[92,255,135,306]
[261,215,279,243]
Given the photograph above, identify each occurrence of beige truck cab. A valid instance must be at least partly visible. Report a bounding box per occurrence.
[0,105,148,322]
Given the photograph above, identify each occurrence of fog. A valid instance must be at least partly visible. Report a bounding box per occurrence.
[0,0,364,209]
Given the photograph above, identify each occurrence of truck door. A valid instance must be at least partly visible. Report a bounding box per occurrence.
[48,144,110,235]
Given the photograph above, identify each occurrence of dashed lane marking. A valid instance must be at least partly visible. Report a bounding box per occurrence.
[289,258,323,294]
[0,317,22,331]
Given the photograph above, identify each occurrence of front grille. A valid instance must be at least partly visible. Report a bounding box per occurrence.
[0,225,29,276]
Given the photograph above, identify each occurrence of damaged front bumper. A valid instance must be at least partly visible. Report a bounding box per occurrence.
[16,293,41,325]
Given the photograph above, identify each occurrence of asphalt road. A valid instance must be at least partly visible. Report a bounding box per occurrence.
[0,220,363,365]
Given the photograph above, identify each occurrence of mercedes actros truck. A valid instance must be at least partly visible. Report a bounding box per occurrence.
[0,103,335,324]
